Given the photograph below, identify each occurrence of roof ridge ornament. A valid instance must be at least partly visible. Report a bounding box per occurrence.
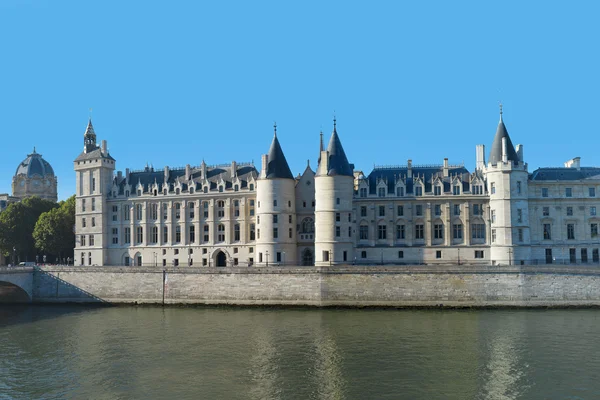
[274,121,277,137]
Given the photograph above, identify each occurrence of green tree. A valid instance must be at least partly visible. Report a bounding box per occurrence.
[33,195,75,262]
[0,196,57,263]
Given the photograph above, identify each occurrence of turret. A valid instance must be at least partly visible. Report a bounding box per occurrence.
[314,118,354,266]
[484,105,530,265]
[255,123,297,266]
[83,118,98,153]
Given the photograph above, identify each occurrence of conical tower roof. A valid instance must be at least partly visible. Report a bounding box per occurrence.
[488,107,519,165]
[322,119,353,177]
[265,125,294,179]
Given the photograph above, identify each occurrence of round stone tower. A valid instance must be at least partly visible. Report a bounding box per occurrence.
[12,148,58,202]
[314,119,354,266]
[485,105,531,265]
[255,124,297,266]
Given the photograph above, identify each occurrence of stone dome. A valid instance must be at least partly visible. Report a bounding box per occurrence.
[15,148,55,178]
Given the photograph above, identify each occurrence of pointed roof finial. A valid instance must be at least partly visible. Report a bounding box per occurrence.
[499,102,503,121]
[33,146,36,154]
[273,121,277,137]
[320,130,324,152]
[333,111,337,132]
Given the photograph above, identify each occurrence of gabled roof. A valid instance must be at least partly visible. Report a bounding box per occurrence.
[488,111,519,165]
[367,164,472,195]
[530,167,600,181]
[265,133,294,179]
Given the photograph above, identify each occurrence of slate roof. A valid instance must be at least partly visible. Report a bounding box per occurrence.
[365,164,475,195]
[530,167,600,181]
[265,134,294,179]
[74,148,116,162]
[114,163,258,195]
[319,123,353,177]
[15,149,55,178]
[488,114,519,165]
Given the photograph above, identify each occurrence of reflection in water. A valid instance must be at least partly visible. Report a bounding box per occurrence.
[1,307,599,400]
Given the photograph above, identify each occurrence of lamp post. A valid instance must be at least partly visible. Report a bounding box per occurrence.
[265,251,269,268]
[329,250,332,267]
[457,248,461,266]
[508,248,512,266]
[153,252,157,267]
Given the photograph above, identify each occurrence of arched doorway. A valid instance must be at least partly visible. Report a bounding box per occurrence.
[302,248,314,266]
[215,251,227,267]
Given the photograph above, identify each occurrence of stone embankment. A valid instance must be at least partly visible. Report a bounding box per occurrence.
[24,265,600,307]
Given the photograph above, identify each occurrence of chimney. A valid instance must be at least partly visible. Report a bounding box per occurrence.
[101,140,107,156]
[125,168,130,183]
[516,144,524,163]
[564,157,581,170]
[185,164,191,181]
[502,137,508,163]
[261,154,269,178]
[407,159,412,179]
[117,170,123,181]
[201,160,207,179]
[164,166,169,183]
[443,158,449,177]
[475,144,486,170]
[231,161,237,177]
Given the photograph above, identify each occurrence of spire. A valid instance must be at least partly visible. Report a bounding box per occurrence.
[265,129,294,179]
[83,117,98,153]
[488,105,519,165]
[321,118,353,177]
[32,146,36,154]
[274,121,277,137]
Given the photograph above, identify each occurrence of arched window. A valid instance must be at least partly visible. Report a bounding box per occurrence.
[301,218,315,233]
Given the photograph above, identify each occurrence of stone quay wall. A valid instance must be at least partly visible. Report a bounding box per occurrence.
[30,265,600,307]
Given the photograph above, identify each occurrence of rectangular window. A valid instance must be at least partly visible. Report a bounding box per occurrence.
[151,227,158,244]
[82,218,86,228]
[125,227,131,244]
[434,204,441,216]
[415,205,423,216]
[570,248,576,263]
[137,227,143,243]
[378,225,387,240]
[591,223,598,238]
[290,228,294,239]
[360,188,367,197]
[189,226,196,243]
[136,204,143,220]
[398,251,404,259]
[290,215,294,224]
[491,210,496,223]
[453,224,463,239]
[81,235,86,246]
[472,224,486,240]
[453,185,460,196]
[361,206,367,217]
[591,207,597,216]
[436,250,442,259]
[474,250,484,259]
[590,187,596,197]
[91,198,96,211]
[490,182,496,194]
[593,249,599,263]
[473,204,481,216]
[273,228,278,239]
[567,206,573,216]
[434,186,441,196]
[234,224,240,241]
[276,252,281,263]
[323,251,329,262]
[397,205,403,216]
[566,187,572,197]
[335,213,340,222]
[542,188,548,197]
[414,186,422,196]
[336,226,341,237]
[543,223,552,240]
[543,207,550,217]
[359,225,369,240]
[518,228,523,242]
[163,227,168,243]
[582,248,588,263]
[250,224,255,241]
[378,187,386,197]
[516,181,521,194]
[273,214,278,224]
[396,224,405,240]
[415,224,424,239]
[361,251,367,259]
[379,206,385,217]
[453,204,460,216]
[434,224,443,239]
[567,223,575,240]
[517,209,522,223]
[396,187,404,197]
[175,226,181,243]
[491,229,497,243]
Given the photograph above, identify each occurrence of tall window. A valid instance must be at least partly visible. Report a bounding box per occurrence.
[397,205,404,216]
[453,204,460,215]
[434,186,441,196]
[379,206,385,217]
[491,210,496,223]
[591,223,598,238]
[152,227,158,244]
[378,224,387,240]
[250,224,255,240]
[124,205,130,220]
[567,207,573,216]
[360,206,367,217]
[151,203,158,220]
[566,187,572,197]
[415,224,424,239]
[453,224,463,239]
[434,204,441,216]
[453,185,460,195]
[542,187,548,197]
[175,226,181,243]
[92,198,96,211]
[124,227,131,244]
[472,224,485,240]
[359,225,369,240]
[163,226,168,243]
[396,224,405,239]
[414,186,422,196]
[543,224,552,240]
[188,202,195,219]
[234,224,240,241]
[378,187,386,197]
[589,187,596,197]
[396,187,404,197]
[217,224,225,242]
[360,188,367,197]
[490,183,495,194]
[175,203,181,219]
[136,227,143,244]
[543,207,550,217]
[273,227,278,239]
[204,225,210,242]
[434,224,444,239]
[516,181,521,194]
[136,204,143,220]
[567,223,575,240]
[415,205,423,216]
[517,208,523,223]
[189,226,195,243]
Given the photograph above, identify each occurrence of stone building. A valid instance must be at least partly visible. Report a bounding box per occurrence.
[74,108,600,267]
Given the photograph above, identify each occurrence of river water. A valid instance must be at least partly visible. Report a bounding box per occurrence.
[0,306,599,400]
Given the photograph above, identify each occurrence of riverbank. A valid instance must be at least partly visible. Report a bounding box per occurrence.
[21,265,600,307]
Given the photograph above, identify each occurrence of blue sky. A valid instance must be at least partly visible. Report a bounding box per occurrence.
[1,1,599,200]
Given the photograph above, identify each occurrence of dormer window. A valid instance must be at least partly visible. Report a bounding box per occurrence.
[360,188,367,197]
[378,187,386,197]
[234,185,239,192]
[249,184,254,191]
[453,185,460,195]
[190,187,194,194]
[176,188,180,195]
[219,186,223,192]
[125,190,130,197]
[164,189,168,195]
[396,187,404,197]
[137,190,142,196]
[414,186,422,196]
[434,186,441,196]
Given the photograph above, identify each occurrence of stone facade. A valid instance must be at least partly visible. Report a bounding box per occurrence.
[73,108,600,267]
